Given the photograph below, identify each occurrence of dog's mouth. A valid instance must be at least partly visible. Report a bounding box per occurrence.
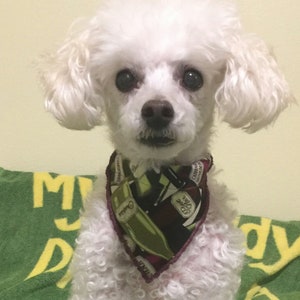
[138,130,176,148]
[140,136,175,147]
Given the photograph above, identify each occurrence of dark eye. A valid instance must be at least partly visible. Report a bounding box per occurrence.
[182,68,203,91]
[115,69,138,93]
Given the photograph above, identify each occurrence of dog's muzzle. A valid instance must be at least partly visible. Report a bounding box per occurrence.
[139,100,176,147]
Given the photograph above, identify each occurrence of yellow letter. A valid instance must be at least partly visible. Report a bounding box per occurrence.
[249,225,300,274]
[78,177,93,203]
[53,177,93,232]
[26,238,73,280]
[33,173,75,209]
[56,270,72,289]
[246,284,279,300]
[55,218,81,231]
[239,218,271,259]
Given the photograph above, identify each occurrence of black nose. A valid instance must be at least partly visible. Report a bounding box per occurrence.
[141,100,174,130]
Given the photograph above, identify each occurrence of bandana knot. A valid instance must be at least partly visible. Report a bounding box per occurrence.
[106,151,213,282]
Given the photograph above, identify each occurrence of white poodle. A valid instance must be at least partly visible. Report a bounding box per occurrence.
[41,0,292,299]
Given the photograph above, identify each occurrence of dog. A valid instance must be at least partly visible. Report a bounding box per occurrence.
[41,0,292,299]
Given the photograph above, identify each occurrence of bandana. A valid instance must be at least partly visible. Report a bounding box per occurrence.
[106,151,213,282]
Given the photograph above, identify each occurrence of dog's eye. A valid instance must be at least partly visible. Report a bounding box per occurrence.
[115,69,138,93]
[182,68,203,91]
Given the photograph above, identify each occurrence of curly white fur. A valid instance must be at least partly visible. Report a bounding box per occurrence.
[41,0,292,299]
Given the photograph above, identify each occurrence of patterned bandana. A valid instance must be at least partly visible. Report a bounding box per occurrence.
[106,151,213,282]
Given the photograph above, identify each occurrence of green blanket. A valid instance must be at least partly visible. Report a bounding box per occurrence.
[0,167,299,299]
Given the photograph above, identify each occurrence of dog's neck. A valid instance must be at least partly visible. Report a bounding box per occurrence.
[176,133,212,166]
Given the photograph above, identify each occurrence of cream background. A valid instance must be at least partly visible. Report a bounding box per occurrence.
[0,0,299,220]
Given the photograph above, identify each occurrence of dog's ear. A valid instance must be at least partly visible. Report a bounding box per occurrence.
[40,26,103,130]
[215,35,293,132]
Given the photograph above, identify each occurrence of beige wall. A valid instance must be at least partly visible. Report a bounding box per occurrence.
[0,0,299,220]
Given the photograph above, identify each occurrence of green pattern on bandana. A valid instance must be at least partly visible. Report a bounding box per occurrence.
[107,152,213,282]
[111,181,174,260]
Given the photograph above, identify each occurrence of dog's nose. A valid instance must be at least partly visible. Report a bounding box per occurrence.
[141,100,174,130]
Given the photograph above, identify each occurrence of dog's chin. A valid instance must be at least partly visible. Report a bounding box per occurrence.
[116,128,195,163]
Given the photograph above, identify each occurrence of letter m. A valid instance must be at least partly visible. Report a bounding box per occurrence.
[33,172,75,210]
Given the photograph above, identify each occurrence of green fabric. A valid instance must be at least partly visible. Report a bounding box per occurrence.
[0,167,299,299]
[237,216,300,300]
[0,167,94,300]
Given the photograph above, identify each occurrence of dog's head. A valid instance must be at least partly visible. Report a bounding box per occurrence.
[41,0,292,165]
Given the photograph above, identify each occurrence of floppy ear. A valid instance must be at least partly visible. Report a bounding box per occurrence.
[40,27,103,130]
[215,35,293,132]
